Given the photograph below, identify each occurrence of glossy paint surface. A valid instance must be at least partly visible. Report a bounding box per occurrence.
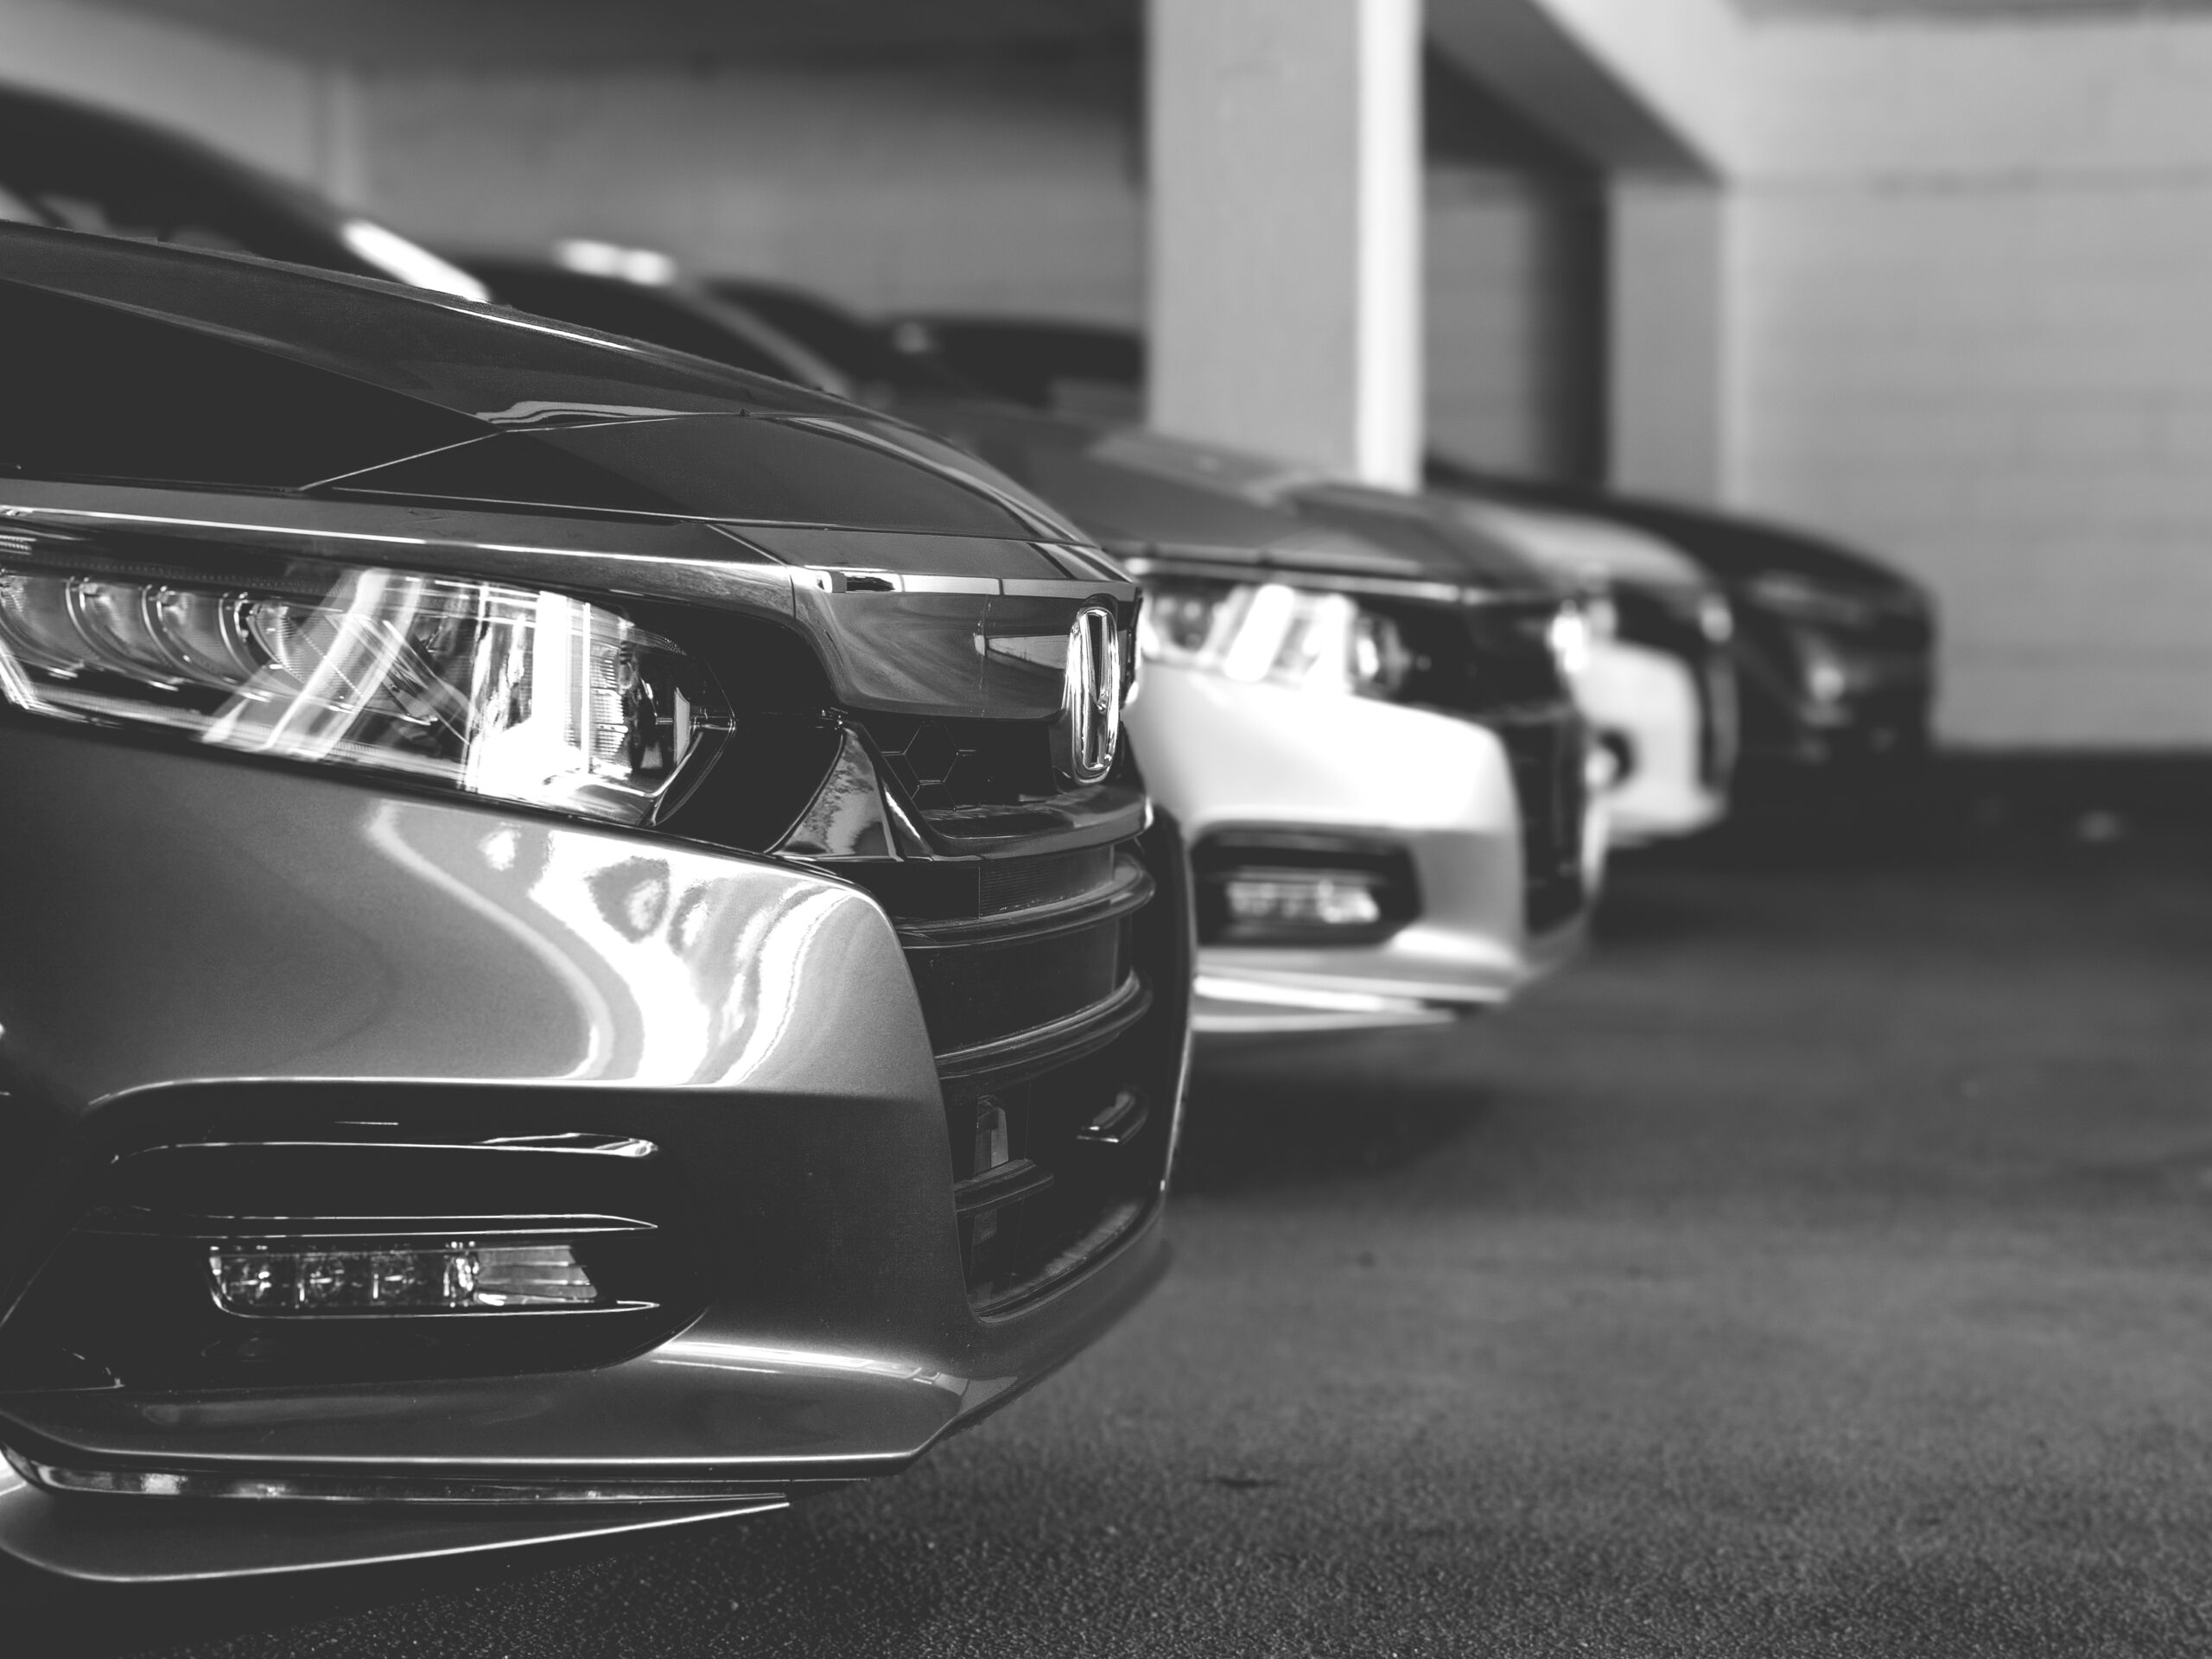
[0,728,938,1107]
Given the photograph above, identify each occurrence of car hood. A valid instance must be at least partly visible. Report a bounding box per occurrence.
[1445,497,1712,598]
[899,397,1545,593]
[0,225,1094,573]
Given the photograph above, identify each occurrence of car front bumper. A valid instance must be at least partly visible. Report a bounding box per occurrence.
[0,728,1175,1581]
[1128,666,1586,1036]
[1582,639,1733,846]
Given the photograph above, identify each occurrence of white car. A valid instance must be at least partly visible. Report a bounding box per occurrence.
[1446,496,1738,846]
[1124,554,1592,1034]
[1001,427,1600,1036]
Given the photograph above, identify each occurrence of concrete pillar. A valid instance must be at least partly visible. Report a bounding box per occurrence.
[1147,0,1423,488]
[1608,180,1728,503]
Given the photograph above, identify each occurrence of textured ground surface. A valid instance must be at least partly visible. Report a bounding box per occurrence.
[18,814,2212,1657]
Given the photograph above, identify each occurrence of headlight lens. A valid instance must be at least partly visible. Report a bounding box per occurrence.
[0,556,728,826]
[1138,578,1412,699]
[1546,605,1593,682]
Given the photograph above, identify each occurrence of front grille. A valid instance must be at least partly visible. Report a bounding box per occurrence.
[1380,594,1568,720]
[1494,709,1589,935]
[823,734,1187,1314]
[856,714,1056,809]
[901,860,1148,1053]
[1696,644,1738,786]
[929,819,1187,1314]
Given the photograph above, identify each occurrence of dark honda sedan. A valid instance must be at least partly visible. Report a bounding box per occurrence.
[0,226,1188,1581]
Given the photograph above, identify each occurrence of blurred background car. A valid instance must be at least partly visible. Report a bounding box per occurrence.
[0,223,1186,1581]
[474,253,1600,1033]
[1426,457,1935,791]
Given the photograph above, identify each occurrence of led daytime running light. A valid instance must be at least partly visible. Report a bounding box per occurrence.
[0,551,729,826]
[1137,578,1412,699]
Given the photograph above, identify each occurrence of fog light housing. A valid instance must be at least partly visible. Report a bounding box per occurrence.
[1224,872,1384,931]
[1193,832,1418,946]
[208,1240,601,1316]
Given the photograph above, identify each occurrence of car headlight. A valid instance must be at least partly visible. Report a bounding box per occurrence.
[1137,578,1413,699]
[0,550,729,827]
[1742,571,1881,629]
[1546,604,1594,682]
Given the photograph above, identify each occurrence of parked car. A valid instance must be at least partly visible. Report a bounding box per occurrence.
[899,314,1927,798]
[0,224,1187,1581]
[475,257,1597,1032]
[1427,457,1936,784]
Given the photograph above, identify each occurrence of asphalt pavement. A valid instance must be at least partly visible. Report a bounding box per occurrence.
[21,805,2212,1657]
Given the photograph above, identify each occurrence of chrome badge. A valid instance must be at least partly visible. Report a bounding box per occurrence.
[1054,607,1122,785]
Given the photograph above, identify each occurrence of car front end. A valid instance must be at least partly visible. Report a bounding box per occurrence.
[0,228,1188,1581]
[1126,556,1589,1034]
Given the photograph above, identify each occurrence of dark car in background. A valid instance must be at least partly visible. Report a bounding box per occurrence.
[478,256,1598,1031]
[0,79,486,298]
[0,226,1187,1581]
[897,315,1934,790]
[1425,457,1936,779]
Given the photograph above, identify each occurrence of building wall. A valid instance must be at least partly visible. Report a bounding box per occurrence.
[353,58,1145,325]
[1425,165,1599,482]
[1732,18,2212,747]
[0,0,341,195]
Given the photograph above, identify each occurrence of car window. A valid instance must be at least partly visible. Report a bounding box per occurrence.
[0,280,485,491]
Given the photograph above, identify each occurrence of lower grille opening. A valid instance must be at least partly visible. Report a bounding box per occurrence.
[1190,831,1419,947]
[1495,710,1590,936]
[948,1065,1160,1317]
[907,819,1189,1315]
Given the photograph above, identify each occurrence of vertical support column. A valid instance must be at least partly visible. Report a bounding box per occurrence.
[1608,179,1728,502]
[1147,0,1424,488]
[313,63,369,209]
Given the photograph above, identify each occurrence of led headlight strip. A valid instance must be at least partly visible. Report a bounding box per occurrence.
[1136,575,1414,698]
[0,537,731,827]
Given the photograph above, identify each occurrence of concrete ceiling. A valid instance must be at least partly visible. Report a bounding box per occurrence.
[1741,0,2212,18]
[87,0,1140,67]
